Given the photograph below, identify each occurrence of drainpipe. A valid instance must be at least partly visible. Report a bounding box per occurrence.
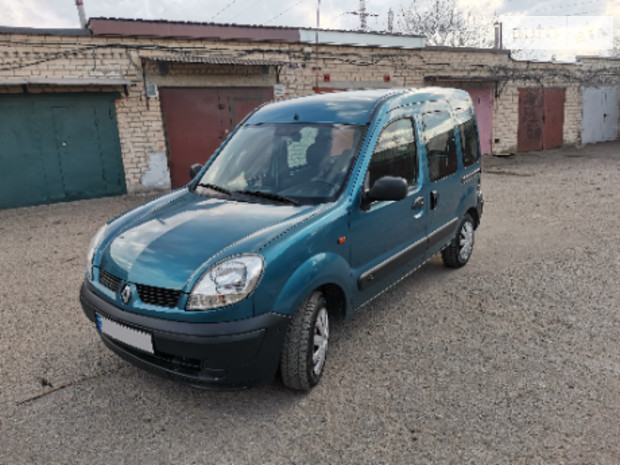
[76,0,88,28]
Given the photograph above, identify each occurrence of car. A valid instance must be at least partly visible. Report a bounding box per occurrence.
[80,87,484,391]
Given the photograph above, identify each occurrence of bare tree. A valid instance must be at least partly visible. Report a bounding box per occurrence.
[398,0,494,48]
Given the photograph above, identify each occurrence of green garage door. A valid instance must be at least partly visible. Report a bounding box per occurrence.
[0,93,126,209]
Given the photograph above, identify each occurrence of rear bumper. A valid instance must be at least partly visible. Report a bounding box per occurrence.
[80,282,290,389]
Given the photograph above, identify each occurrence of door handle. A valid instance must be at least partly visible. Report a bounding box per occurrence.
[430,190,439,210]
[412,196,424,209]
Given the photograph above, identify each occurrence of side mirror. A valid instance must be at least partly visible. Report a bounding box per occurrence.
[362,176,408,210]
[189,163,203,179]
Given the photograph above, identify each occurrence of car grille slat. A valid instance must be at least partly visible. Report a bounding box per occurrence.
[98,270,182,308]
[136,284,182,308]
[99,269,122,293]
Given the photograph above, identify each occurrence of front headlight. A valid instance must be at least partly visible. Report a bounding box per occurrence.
[187,255,264,311]
[86,224,107,278]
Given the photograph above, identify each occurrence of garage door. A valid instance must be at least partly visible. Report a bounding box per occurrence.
[159,87,274,188]
[517,88,565,152]
[581,87,619,144]
[460,87,493,155]
[0,93,126,209]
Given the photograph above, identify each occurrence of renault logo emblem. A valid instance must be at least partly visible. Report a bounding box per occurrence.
[121,284,132,304]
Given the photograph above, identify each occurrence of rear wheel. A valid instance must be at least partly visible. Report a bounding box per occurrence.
[280,291,329,391]
[442,213,475,268]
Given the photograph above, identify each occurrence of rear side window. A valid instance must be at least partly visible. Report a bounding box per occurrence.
[421,111,458,181]
[368,118,417,188]
[458,118,480,167]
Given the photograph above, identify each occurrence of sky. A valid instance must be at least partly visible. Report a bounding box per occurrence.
[0,0,615,32]
[0,0,617,60]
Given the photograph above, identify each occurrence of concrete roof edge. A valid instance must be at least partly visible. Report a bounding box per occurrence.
[424,45,510,54]
[299,27,424,39]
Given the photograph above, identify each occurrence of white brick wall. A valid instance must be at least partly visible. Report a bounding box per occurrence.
[1,31,619,191]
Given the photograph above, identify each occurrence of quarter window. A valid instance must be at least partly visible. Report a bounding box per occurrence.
[457,118,480,167]
[368,118,417,188]
[421,111,458,181]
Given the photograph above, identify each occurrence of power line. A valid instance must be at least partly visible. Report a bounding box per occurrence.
[265,0,306,24]
[227,0,266,22]
[211,0,242,21]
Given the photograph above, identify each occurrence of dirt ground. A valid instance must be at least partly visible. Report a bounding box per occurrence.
[1,141,619,464]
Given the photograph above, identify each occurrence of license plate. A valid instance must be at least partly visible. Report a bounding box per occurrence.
[96,314,154,354]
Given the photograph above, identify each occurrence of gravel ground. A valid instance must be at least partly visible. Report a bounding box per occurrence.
[1,141,619,464]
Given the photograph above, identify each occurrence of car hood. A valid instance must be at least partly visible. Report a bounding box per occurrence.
[98,192,317,289]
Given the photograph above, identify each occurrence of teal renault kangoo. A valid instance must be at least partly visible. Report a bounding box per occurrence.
[80,88,484,391]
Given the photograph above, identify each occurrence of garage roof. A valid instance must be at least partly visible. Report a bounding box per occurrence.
[147,55,285,67]
[88,18,425,49]
[0,78,131,86]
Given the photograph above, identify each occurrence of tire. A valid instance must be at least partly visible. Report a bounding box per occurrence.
[442,213,475,268]
[280,291,329,391]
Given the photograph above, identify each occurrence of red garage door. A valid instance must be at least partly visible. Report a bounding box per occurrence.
[160,87,273,188]
[518,88,565,152]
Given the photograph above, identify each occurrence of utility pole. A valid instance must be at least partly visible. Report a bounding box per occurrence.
[347,0,378,32]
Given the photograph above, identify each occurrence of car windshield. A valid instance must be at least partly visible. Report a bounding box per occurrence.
[196,123,364,205]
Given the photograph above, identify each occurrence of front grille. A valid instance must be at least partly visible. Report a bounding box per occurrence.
[99,269,181,308]
[99,269,122,293]
[136,284,182,308]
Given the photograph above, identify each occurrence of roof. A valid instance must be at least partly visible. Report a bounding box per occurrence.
[245,89,398,125]
[246,87,474,125]
[148,54,285,67]
[0,78,131,86]
[299,29,424,49]
[88,18,298,42]
[424,45,510,55]
[88,18,425,49]
[0,26,91,36]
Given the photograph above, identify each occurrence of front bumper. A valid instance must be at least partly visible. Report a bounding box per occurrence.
[80,282,290,388]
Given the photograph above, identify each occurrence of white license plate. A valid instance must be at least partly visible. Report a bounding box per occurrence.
[96,314,154,354]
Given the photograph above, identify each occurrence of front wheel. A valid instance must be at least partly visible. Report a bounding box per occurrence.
[442,213,475,268]
[280,291,329,391]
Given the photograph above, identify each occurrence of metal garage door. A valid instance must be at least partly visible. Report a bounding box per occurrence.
[0,93,126,209]
[517,88,565,152]
[460,87,493,155]
[159,87,274,188]
[581,87,619,144]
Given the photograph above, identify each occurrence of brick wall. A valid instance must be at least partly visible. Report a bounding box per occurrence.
[1,30,619,191]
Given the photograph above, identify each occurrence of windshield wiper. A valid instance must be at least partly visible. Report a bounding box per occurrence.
[235,189,299,206]
[196,182,232,197]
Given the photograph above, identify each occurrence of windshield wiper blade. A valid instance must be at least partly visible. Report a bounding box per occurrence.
[196,182,232,197]
[235,189,299,206]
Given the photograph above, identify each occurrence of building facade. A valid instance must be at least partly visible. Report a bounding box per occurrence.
[1,18,619,208]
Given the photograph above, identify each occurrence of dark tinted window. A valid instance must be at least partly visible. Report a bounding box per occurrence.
[458,118,480,167]
[368,118,417,188]
[421,111,458,181]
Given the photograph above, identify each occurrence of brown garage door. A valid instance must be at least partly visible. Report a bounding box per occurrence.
[160,87,274,188]
[518,88,565,152]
